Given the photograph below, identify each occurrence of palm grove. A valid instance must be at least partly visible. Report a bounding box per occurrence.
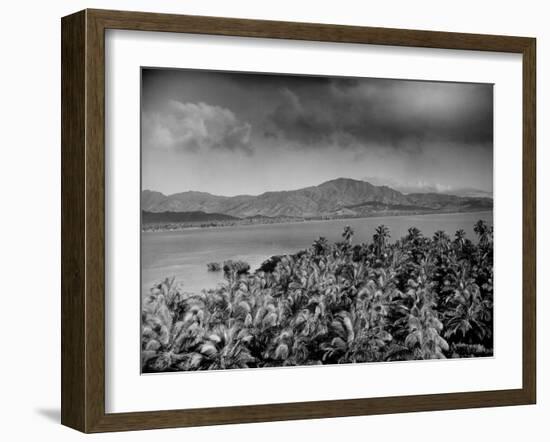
[141,220,493,372]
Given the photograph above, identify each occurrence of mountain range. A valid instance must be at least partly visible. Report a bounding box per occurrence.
[141,178,492,221]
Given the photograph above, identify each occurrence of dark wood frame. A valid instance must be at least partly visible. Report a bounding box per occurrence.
[61,8,536,433]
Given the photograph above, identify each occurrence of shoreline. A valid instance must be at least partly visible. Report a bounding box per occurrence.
[142,209,493,233]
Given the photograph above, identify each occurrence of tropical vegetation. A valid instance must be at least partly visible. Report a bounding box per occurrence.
[206,262,221,272]
[141,220,493,372]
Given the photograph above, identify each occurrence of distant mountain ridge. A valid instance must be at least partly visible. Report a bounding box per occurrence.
[142,178,492,219]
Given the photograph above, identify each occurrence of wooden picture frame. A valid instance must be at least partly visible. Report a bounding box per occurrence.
[61,8,536,433]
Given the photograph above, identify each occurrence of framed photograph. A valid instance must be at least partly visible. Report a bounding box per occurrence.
[61,9,536,433]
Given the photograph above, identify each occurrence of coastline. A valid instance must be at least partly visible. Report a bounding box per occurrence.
[141,208,494,233]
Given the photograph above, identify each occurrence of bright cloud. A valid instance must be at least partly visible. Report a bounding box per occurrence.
[143,100,252,154]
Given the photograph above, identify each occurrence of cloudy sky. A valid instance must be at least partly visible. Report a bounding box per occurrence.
[142,68,493,196]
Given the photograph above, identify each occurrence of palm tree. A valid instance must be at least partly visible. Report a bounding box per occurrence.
[443,272,492,346]
[396,277,449,360]
[406,227,422,243]
[373,225,391,257]
[342,226,354,245]
[474,220,490,248]
[312,237,329,255]
[454,229,466,249]
[141,220,493,371]
[433,230,450,253]
[180,323,257,370]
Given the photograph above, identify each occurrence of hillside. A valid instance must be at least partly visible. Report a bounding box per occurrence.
[142,178,492,219]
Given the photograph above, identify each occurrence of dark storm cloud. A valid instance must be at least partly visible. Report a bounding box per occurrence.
[141,68,493,156]
[264,77,493,150]
[141,68,493,196]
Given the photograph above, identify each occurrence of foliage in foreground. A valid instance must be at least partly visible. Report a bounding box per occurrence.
[141,221,493,372]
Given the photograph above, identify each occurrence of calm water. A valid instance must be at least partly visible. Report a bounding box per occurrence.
[142,211,493,296]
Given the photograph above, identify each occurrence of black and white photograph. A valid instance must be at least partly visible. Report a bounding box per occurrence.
[140,68,494,373]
